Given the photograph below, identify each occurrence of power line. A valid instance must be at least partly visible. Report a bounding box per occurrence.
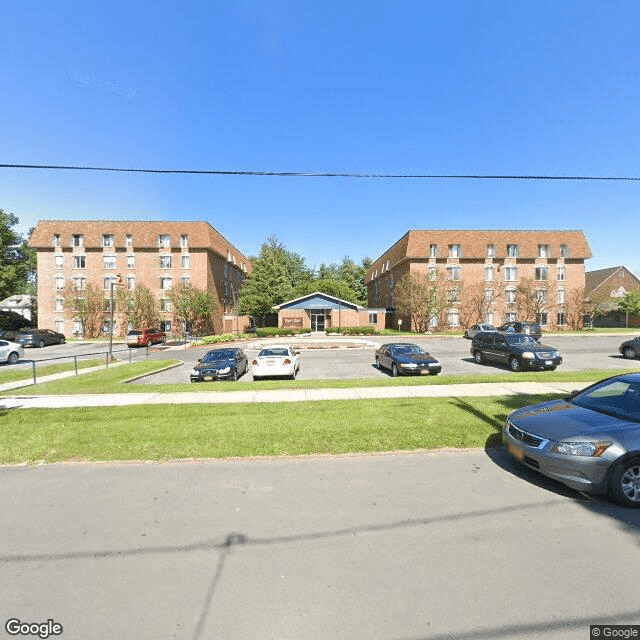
[1,163,639,181]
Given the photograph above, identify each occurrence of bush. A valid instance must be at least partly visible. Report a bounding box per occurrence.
[256,327,295,337]
[325,327,342,334]
[297,327,312,334]
[199,333,236,345]
[342,326,376,335]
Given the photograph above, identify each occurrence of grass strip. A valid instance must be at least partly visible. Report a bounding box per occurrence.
[0,359,105,384]
[0,393,558,464]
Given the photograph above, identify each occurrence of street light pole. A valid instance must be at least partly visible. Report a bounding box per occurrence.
[109,273,123,360]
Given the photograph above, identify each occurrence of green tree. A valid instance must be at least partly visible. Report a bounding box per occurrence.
[617,290,640,318]
[165,282,218,335]
[393,271,448,332]
[293,278,359,303]
[115,283,160,335]
[0,210,36,299]
[62,281,105,338]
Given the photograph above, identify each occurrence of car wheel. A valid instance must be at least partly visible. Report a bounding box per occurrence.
[391,363,399,377]
[548,366,557,371]
[474,351,483,364]
[611,457,640,508]
[8,352,19,365]
[509,357,521,372]
[231,369,238,381]
[623,347,637,360]
[375,356,381,369]
[37,339,45,348]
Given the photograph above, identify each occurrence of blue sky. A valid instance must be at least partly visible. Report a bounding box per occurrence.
[2,1,639,273]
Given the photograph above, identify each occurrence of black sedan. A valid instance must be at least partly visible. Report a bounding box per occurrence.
[503,372,640,507]
[619,336,640,360]
[375,343,442,376]
[190,347,248,382]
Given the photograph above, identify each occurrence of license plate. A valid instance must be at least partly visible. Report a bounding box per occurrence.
[545,360,552,365]
[420,370,430,375]
[203,375,214,381]
[508,443,525,461]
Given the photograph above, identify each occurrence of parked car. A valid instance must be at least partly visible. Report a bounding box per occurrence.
[15,328,65,348]
[471,331,562,371]
[375,342,441,376]
[463,324,496,339]
[503,372,640,507]
[619,336,640,360]
[190,347,248,382]
[0,330,17,342]
[251,345,301,380]
[497,321,542,339]
[0,339,25,364]
[126,328,167,347]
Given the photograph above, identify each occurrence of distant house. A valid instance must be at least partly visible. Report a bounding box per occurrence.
[585,266,640,327]
[0,294,36,322]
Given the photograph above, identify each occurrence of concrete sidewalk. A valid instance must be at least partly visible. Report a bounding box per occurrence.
[0,380,585,409]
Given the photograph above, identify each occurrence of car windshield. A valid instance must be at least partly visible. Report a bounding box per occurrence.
[127,330,142,336]
[258,348,289,357]
[505,335,538,346]
[571,378,640,422]
[391,345,426,356]
[202,350,236,362]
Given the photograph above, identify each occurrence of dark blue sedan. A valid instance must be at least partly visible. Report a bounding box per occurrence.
[190,347,248,382]
[374,343,442,376]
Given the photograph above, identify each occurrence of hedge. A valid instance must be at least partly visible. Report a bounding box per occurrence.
[199,333,236,345]
[326,326,376,335]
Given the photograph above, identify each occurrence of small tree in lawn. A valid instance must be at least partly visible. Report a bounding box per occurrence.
[617,290,640,323]
[565,287,587,330]
[394,271,448,332]
[62,281,104,338]
[115,284,160,336]
[516,277,548,322]
[458,280,499,328]
[166,282,218,336]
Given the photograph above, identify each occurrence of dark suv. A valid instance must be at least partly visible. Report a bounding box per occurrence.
[471,331,562,372]
[497,321,542,339]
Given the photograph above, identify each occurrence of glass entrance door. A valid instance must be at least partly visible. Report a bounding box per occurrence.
[310,309,325,332]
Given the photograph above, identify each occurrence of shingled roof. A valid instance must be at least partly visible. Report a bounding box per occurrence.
[368,229,592,280]
[585,266,640,296]
[29,220,252,271]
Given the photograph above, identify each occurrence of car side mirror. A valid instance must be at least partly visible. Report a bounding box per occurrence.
[197,358,202,362]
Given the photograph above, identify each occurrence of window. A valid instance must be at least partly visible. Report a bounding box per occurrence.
[160,320,172,332]
[160,298,173,312]
[72,234,83,247]
[125,234,133,247]
[368,313,378,325]
[55,298,64,312]
[536,289,549,304]
[55,319,64,333]
[158,234,171,247]
[181,275,190,286]
[103,255,116,270]
[102,234,114,247]
[557,288,566,304]
[429,244,438,258]
[127,277,135,290]
[484,289,494,302]
[505,288,517,303]
[446,266,460,280]
[560,244,570,258]
[506,244,519,257]
[104,276,117,291]
[538,244,550,258]
[448,244,461,258]
[537,311,548,326]
[55,255,64,269]
[55,277,64,290]
[487,244,495,258]
[447,310,460,327]
[53,234,60,246]
[127,255,135,268]
[181,254,190,269]
[73,255,86,269]
[485,266,494,281]
[557,311,566,326]
[160,277,172,290]
[73,277,86,291]
[160,255,172,269]
[535,266,549,281]
[180,234,188,248]
[557,265,566,281]
[428,266,438,281]
[504,266,518,281]
[447,289,460,303]
[505,311,517,323]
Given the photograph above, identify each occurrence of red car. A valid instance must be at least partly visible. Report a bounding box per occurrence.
[126,328,167,347]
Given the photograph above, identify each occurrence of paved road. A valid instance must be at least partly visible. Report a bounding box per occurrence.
[1,450,638,640]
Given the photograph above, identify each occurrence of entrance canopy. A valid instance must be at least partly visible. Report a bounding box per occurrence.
[273,292,363,311]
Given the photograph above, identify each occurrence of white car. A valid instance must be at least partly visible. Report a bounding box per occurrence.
[0,339,25,365]
[251,345,301,380]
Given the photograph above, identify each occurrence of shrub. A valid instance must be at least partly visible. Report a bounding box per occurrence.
[325,327,342,334]
[199,333,236,345]
[342,326,376,335]
[297,327,312,334]
[256,327,295,337]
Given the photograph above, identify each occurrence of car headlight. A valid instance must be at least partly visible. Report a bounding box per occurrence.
[218,367,231,374]
[190,369,199,376]
[522,351,535,359]
[551,441,612,457]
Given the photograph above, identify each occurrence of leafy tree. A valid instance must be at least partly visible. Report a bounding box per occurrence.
[617,290,640,317]
[565,287,587,330]
[515,277,548,322]
[393,271,448,332]
[165,282,218,336]
[115,283,160,335]
[62,281,105,338]
[0,209,36,299]
[458,280,499,328]
[293,278,359,303]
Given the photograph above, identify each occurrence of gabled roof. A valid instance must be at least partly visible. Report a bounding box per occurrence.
[585,266,640,297]
[273,292,363,311]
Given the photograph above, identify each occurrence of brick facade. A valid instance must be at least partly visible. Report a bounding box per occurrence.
[585,266,640,327]
[29,220,252,336]
[367,230,592,331]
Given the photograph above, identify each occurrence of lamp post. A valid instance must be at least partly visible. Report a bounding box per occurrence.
[109,273,123,360]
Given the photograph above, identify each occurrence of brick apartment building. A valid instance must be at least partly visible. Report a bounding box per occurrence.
[367,230,592,331]
[29,220,252,336]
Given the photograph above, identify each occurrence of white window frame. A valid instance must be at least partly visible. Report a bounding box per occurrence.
[181,254,190,269]
[160,255,172,269]
[55,255,64,269]
[103,255,117,270]
[504,266,518,281]
[55,277,64,290]
[160,277,172,290]
[127,255,135,268]
[102,234,114,248]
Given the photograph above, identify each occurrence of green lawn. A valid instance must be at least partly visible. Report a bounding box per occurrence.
[0,359,105,385]
[0,392,557,464]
